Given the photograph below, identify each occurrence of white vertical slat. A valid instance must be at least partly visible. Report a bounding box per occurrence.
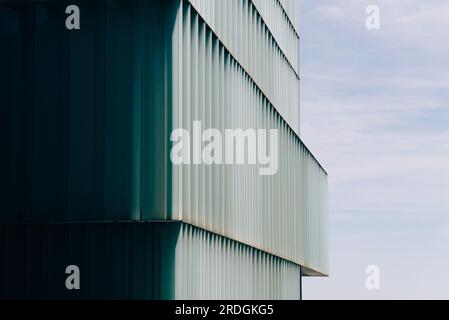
[170,0,328,277]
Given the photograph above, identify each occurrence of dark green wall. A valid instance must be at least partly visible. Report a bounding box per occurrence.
[0,0,172,223]
[0,222,179,299]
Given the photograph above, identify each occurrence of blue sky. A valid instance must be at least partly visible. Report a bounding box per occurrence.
[299,0,449,299]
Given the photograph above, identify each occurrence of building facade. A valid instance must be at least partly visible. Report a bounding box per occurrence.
[0,0,327,299]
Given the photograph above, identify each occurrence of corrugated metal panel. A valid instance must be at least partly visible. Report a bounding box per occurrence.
[185,0,300,133]
[0,222,300,299]
[170,0,328,275]
[251,0,299,73]
[174,223,301,300]
[278,0,299,34]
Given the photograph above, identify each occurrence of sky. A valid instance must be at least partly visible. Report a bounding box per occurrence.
[299,0,449,299]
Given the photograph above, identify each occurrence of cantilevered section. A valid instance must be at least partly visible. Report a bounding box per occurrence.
[169,0,328,276]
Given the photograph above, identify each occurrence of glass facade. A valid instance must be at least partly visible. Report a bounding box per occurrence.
[1,0,168,222]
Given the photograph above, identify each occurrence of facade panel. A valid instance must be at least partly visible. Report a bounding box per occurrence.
[0,0,169,223]
[174,223,301,300]
[252,0,299,72]
[0,223,178,299]
[0,0,328,299]
[185,0,300,133]
[0,222,301,299]
[170,0,328,275]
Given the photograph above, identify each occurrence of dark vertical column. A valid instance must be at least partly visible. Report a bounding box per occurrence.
[129,0,144,221]
[159,222,180,300]
[66,0,107,222]
[141,0,172,220]
[31,2,70,222]
[0,3,36,223]
[92,0,107,222]
[103,0,134,221]
[20,4,36,223]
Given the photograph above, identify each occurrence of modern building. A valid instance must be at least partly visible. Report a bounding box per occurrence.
[0,0,328,299]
